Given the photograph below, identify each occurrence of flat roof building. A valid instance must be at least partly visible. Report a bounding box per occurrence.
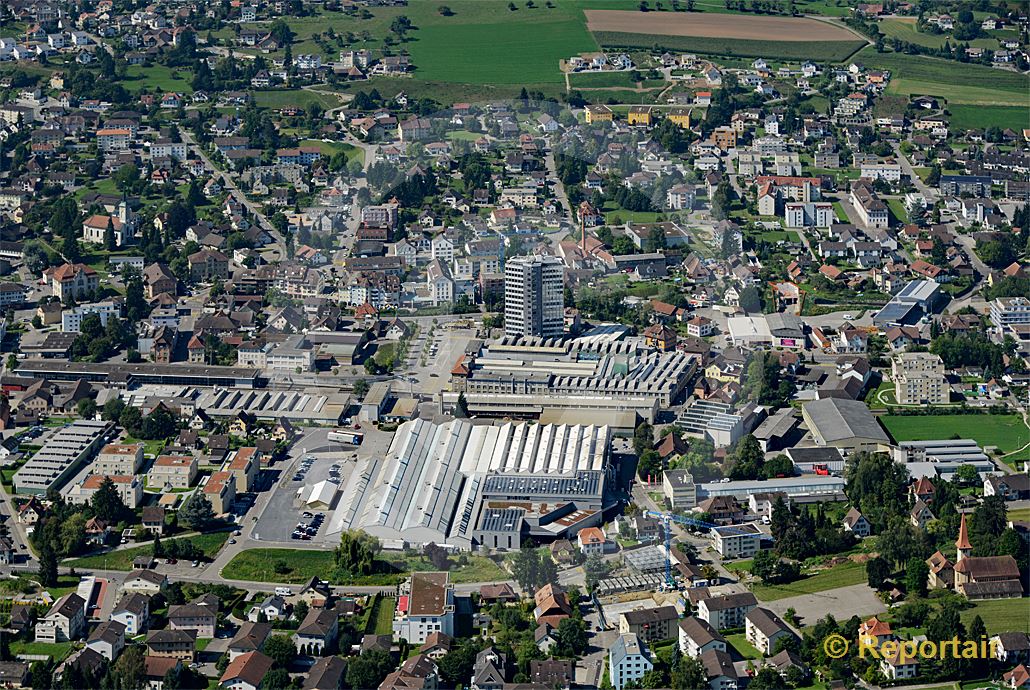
[336,418,612,550]
[14,420,114,495]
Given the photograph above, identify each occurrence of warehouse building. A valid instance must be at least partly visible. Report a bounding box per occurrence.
[191,387,348,425]
[447,336,696,423]
[333,419,614,551]
[13,420,115,494]
[698,475,846,502]
[801,398,889,451]
[726,314,806,349]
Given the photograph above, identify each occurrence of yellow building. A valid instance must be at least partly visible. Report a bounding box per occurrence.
[627,105,653,126]
[585,104,613,123]
[666,107,692,129]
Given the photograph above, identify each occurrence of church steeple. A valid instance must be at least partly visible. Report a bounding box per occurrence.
[956,513,972,562]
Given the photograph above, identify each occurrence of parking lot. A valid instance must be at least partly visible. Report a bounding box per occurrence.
[251,441,357,545]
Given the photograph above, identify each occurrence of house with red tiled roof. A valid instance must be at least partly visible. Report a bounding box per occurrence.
[818,264,843,281]
[577,527,606,556]
[46,263,98,301]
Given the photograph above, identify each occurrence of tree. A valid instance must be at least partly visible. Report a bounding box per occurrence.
[293,600,309,625]
[749,666,788,690]
[438,642,478,686]
[903,556,929,597]
[38,545,58,586]
[671,656,707,690]
[583,554,610,591]
[637,449,661,482]
[511,547,540,590]
[91,477,128,523]
[76,397,97,419]
[263,635,297,669]
[179,493,215,531]
[633,420,654,456]
[334,530,380,577]
[729,435,764,480]
[347,648,394,689]
[104,217,117,251]
[264,668,291,690]
[555,617,588,657]
[865,556,891,589]
[455,392,469,418]
[102,397,126,422]
[112,645,146,689]
[738,285,762,313]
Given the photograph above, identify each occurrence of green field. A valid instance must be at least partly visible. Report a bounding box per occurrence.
[65,532,230,571]
[878,18,1000,50]
[300,139,363,164]
[123,64,194,94]
[569,70,640,89]
[747,561,867,601]
[412,18,596,84]
[881,415,1029,459]
[860,49,1030,109]
[593,30,866,62]
[948,105,1030,131]
[222,548,507,585]
[960,599,1030,634]
[251,89,342,110]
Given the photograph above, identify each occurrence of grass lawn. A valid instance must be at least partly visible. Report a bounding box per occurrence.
[65,532,230,571]
[1007,508,1030,522]
[880,415,1028,458]
[568,70,639,89]
[300,139,363,166]
[748,561,867,602]
[367,596,397,635]
[960,599,1030,634]
[948,105,1030,131]
[223,549,507,585]
[886,198,908,225]
[725,633,763,660]
[604,209,663,224]
[123,64,194,94]
[10,641,73,661]
[252,89,341,110]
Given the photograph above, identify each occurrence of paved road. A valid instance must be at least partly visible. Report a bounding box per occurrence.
[179,128,285,259]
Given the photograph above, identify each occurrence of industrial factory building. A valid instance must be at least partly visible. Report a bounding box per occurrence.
[332,418,615,551]
[445,336,697,424]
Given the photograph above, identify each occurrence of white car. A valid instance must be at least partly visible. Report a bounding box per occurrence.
[842,314,854,320]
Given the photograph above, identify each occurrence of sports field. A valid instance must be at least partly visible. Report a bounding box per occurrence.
[881,414,1029,459]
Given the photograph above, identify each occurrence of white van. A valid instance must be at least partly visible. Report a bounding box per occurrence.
[274,587,292,597]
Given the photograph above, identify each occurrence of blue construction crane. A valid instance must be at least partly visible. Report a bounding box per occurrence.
[643,510,762,589]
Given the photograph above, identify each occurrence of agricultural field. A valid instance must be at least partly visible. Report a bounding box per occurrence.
[860,49,1030,107]
[948,105,1030,131]
[881,414,1029,460]
[587,8,866,61]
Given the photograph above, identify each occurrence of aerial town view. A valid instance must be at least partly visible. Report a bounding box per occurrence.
[0,0,1027,688]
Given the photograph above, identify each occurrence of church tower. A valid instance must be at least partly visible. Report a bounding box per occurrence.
[956,513,972,562]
